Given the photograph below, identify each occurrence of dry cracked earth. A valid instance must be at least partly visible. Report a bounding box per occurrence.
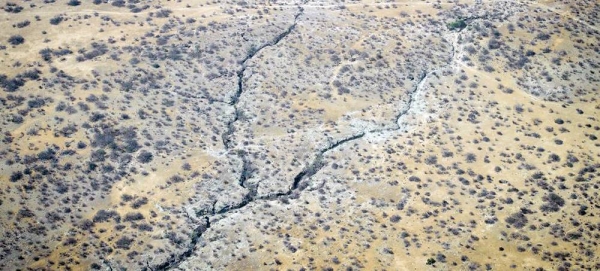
[0,0,599,270]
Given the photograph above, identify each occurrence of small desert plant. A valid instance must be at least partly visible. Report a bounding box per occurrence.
[130,197,148,209]
[37,148,56,160]
[49,15,64,25]
[93,209,120,223]
[115,236,134,249]
[111,0,125,7]
[39,48,53,62]
[505,212,528,228]
[123,212,144,222]
[67,0,81,6]
[4,3,23,13]
[10,171,23,182]
[15,20,30,28]
[540,193,565,212]
[137,150,153,163]
[465,153,477,163]
[424,155,438,165]
[8,35,24,45]
[447,19,466,31]
[536,32,551,40]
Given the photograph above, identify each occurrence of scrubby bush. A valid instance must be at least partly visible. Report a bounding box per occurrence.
[89,112,105,122]
[4,3,23,13]
[17,208,35,219]
[8,35,24,45]
[37,148,56,161]
[123,212,144,222]
[111,0,125,7]
[27,97,45,108]
[67,0,81,6]
[131,197,148,209]
[15,20,30,28]
[123,139,140,153]
[93,209,120,223]
[53,48,73,57]
[49,15,64,25]
[169,175,184,183]
[536,33,551,40]
[488,38,501,50]
[424,155,437,165]
[92,129,116,148]
[115,236,134,249]
[90,149,106,162]
[154,9,172,18]
[10,171,23,182]
[77,141,87,149]
[11,114,24,123]
[548,153,560,162]
[39,48,53,62]
[408,176,421,182]
[465,153,477,163]
[137,150,153,163]
[77,42,109,62]
[20,69,40,80]
[447,19,466,31]
[540,193,565,212]
[505,212,528,228]
[121,194,133,202]
[137,223,153,231]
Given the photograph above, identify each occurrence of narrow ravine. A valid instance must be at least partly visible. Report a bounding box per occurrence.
[150,8,304,271]
[289,132,366,192]
[390,70,428,130]
[222,9,304,149]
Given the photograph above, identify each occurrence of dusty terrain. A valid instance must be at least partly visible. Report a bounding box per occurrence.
[0,0,598,270]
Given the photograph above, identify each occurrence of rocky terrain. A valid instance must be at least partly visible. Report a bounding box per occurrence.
[0,0,598,270]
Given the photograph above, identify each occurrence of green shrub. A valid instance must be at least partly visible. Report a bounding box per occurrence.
[447,19,467,31]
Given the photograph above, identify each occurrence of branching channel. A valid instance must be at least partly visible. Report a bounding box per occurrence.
[152,11,464,271]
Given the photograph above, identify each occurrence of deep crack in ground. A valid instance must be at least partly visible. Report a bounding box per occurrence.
[222,9,304,150]
[152,14,464,271]
[151,8,304,271]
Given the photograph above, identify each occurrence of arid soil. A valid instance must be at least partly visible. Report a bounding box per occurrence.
[0,0,598,270]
